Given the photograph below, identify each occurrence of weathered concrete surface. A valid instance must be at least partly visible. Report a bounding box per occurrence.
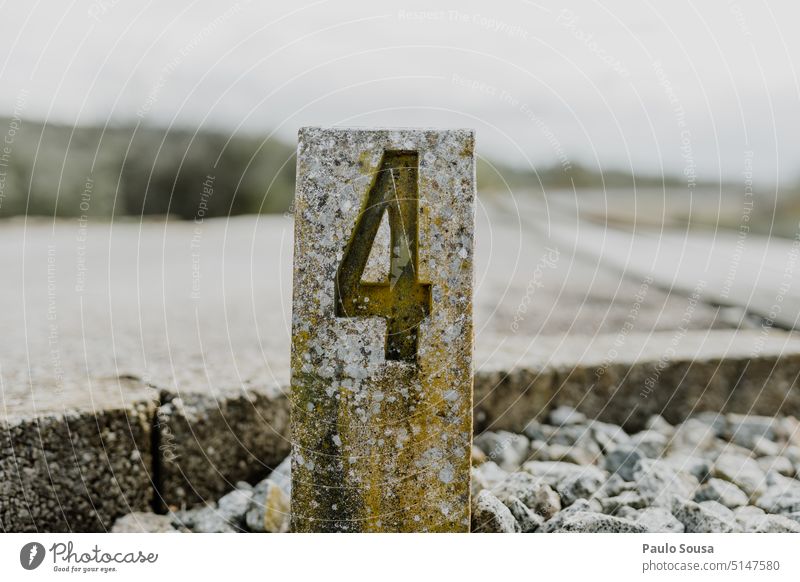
[155,383,289,510]
[1,327,799,531]
[474,330,800,433]
[290,128,475,531]
[154,329,800,513]
[0,375,154,532]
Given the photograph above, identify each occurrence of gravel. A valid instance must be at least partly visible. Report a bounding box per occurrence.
[505,496,545,533]
[245,458,291,533]
[713,453,767,498]
[549,406,587,426]
[633,459,699,507]
[490,472,561,519]
[672,498,741,533]
[634,507,684,533]
[604,446,645,481]
[473,431,530,472]
[694,478,749,508]
[110,408,800,533]
[471,490,520,533]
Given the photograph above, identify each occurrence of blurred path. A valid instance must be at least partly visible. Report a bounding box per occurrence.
[499,193,800,330]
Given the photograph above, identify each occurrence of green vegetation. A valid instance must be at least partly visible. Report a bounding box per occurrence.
[476,156,686,192]
[0,117,296,219]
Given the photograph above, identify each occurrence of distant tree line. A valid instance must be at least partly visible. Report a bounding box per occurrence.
[0,118,296,220]
[0,116,757,221]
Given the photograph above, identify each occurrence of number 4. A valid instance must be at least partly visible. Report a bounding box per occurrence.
[335,150,431,363]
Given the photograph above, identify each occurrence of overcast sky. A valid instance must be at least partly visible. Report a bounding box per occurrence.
[1,0,799,184]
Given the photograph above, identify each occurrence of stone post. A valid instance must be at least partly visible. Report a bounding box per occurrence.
[290,127,475,532]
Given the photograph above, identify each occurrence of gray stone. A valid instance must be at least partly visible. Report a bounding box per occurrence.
[756,456,795,477]
[527,440,550,461]
[540,424,592,447]
[173,505,239,533]
[290,127,476,532]
[245,479,290,533]
[671,498,741,533]
[473,461,510,490]
[776,416,800,445]
[217,488,253,526]
[662,452,712,483]
[765,469,800,491]
[599,473,639,498]
[528,441,597,466]
[699,499,736,521]
[599,491,648,514]
[471,490,519,533]
[735,506,800,533]
[474,431,530,471]
[543,510,646,533]
[549,406,586,426]
[540,499,590,530]
[504,496,544,533]
[491,472,561,519]
[547,426,604,462]
[112,513,181,533]
[634,459,698,507]
[733,504,765,526]
[534,486,568,519]
[773,452,799,472]
[522,420,548,442]
[605,431,668,481]
[756,488,800,514]
[267,456,292,496]
[614,505,640,520]
[783,511,800,524]
[751,515,800,533]
[645,415,674,435]
[628,430,669,458]
[522,460,608,490]
[489,471,539,504]
[694,478,749,508]
[635,507,684,533]
[557,469,606,507]
[245,456,292,532]
[589,421,631,453]
[725,414,777,449]
[713,453,766,498]
[690,412,727,436]
[751,436,783,458]
[604,446,644,481]
[712,440,756,458]
[669,418,718,453]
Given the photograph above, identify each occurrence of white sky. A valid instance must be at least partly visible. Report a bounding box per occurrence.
[1,0,799,184]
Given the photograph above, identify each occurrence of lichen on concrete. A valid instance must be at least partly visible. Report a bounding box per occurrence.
[290,127,476,532]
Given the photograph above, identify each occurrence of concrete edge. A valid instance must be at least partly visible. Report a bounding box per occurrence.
[3,329,799,530]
